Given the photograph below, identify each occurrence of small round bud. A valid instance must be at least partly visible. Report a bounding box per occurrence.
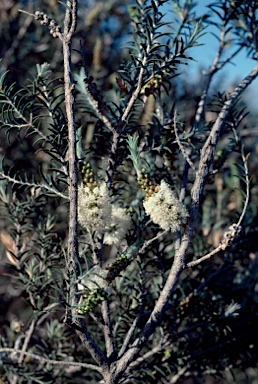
[34,11,41,19]
[49,19,56,27]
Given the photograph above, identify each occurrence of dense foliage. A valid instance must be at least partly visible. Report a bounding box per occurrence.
[0,1,258,383]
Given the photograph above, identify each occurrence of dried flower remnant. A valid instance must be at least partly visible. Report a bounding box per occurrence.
[143,180,188,232]
[104,206,132,246]
[78,183,111,232]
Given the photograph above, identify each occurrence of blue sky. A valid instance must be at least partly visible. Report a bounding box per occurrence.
[194,1,257,79]
[165,1,258,108]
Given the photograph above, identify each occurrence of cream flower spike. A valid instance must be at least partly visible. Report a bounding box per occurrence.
[143,180,188,232]
[78,183,111,232]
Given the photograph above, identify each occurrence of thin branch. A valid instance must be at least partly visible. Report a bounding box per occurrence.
[185,128,251,270]
[2,14,33,71]
[121,59,146,123]
[0,348,102,373]
[126,337,168,372]
[18,319,36,365]
[0,86,51,143]
[185,244,223,269]
[174,111,197,172]
[63,0,79,307]
[179,160,190,203]
[118,315,142,358]
[192,64,258,225]
[168,365,190,384]
[138,229,168,256]
[0,172,68,199]
[105,55,147,189]
[234,134,250,227]
[67,0,78,41]
[19,9,63,41]
[11,319,36,384]
[194,16,242,127]
[111,64,258,380]
[101,298,115,359]
[62,0,108,370]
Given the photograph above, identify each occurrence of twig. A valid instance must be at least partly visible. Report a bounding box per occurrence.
[174,111,197,172]
[0,172,68,200]
[0,348,102,373]
[11,319,37,384]
[192,64,258,226]
[118,315,142,358]
[194,14,242,128]
[0,86,51,143]
[126,338,168,371]
[185,127,251,270]
[168,365,190,384]
[62,0,109,371]
[63,0,79,309]
[185,244,223,269]
[2,14,33,71]
[101,298,115,359]
[233,131,250,227]
[110,63,258,380]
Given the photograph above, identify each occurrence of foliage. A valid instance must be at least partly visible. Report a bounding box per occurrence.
[0,1,258,383]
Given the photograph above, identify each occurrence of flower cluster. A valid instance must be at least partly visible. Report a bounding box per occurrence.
[143,180,188,232]
[78,183,111,232]
[78,181,132,245]
[34,11,62,38]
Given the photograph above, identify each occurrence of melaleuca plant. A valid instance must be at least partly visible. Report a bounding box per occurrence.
[0,1,258,383]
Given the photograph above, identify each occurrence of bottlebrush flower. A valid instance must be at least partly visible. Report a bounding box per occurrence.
[143,180,188,231]
[78,183,111,232]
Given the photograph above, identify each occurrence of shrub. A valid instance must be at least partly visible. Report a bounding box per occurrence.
[0,1,258,383]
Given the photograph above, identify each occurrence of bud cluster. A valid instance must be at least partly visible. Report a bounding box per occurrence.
[78,288,106,314]
[137,169,159,200]
[220,224,242,250]
[83,76,108,112]
[106,254,130,283]
[34,11,62,38]
[79,161,98,189]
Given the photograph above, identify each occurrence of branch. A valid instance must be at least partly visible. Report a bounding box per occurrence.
[101,298,115,359]
[111,64,258,380]
[2,13,33,71]
[63,0,79,307]
[185,130,251,270]
[194,15,242,127]
[0,348,102,373]
[185,244,223,269]
[118,315,142,358]
[121,60,146,123]
[67,0,77,41]
[174,111,197,172]
[0,172,68,200]
[11,319,37,384]
[62,1,109,370]
[191,64,258,225]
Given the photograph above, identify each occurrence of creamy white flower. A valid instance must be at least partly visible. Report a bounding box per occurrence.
[143,180,188,231]
[78,183,111,232]
[104,206,131,246]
